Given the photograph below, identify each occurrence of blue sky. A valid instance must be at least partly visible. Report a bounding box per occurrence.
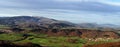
[0,0,120,25]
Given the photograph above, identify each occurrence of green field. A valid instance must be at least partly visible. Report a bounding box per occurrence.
[0,25,10,29]
[0,25,120,47]
[0,33,119,47]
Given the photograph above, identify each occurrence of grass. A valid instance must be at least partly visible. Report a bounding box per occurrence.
[0,25,10,29]
[15,36,85,47]
[85,38,120,45]
[0,33,23,41]
[0,33,119,47]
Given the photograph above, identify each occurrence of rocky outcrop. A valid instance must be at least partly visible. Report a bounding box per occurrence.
[0,30,12,33]
[1,28,119,39]
[83,42,120,47]
[46,29,119,39]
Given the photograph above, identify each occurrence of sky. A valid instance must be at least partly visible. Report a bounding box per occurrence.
[0,0,120,25]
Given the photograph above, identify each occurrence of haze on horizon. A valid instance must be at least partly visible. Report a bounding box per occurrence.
[0,0,120,25]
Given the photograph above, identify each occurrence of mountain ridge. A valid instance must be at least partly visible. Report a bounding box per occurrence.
[0,16,76,29]
[0,16,120,30]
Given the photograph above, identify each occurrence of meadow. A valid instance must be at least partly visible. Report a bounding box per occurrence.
[0,32,119,47]
[0,25,120,47]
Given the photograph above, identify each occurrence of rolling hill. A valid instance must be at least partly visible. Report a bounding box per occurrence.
[0,16,120,30]
[0,16,76,29]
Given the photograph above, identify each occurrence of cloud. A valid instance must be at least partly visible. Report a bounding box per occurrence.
[1,0,120,13]
[0,0,120,25]
[54,0,99,2]
[55,0,80,1]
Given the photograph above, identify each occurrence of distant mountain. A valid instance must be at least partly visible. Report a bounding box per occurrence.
[0,16,119,30]
[78,23,120,31]
[78,23,99,28]
[0,16,75,29]
[100,24,120,28]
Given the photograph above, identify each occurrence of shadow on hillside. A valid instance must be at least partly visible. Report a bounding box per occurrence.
[0,40,43,47]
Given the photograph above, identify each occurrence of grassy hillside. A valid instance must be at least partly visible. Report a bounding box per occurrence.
[0,25,10,29]
[0,33,119,47]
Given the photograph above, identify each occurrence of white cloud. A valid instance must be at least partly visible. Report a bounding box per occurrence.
[54,0,120,6]
[0,0,120,25]
[55,0,82,2]
[0,14,19,17]
[102,2,120,6]
[98,0,120,6]
[55,0,83,2]
[54,0,98,2]
[0,8,120,25]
